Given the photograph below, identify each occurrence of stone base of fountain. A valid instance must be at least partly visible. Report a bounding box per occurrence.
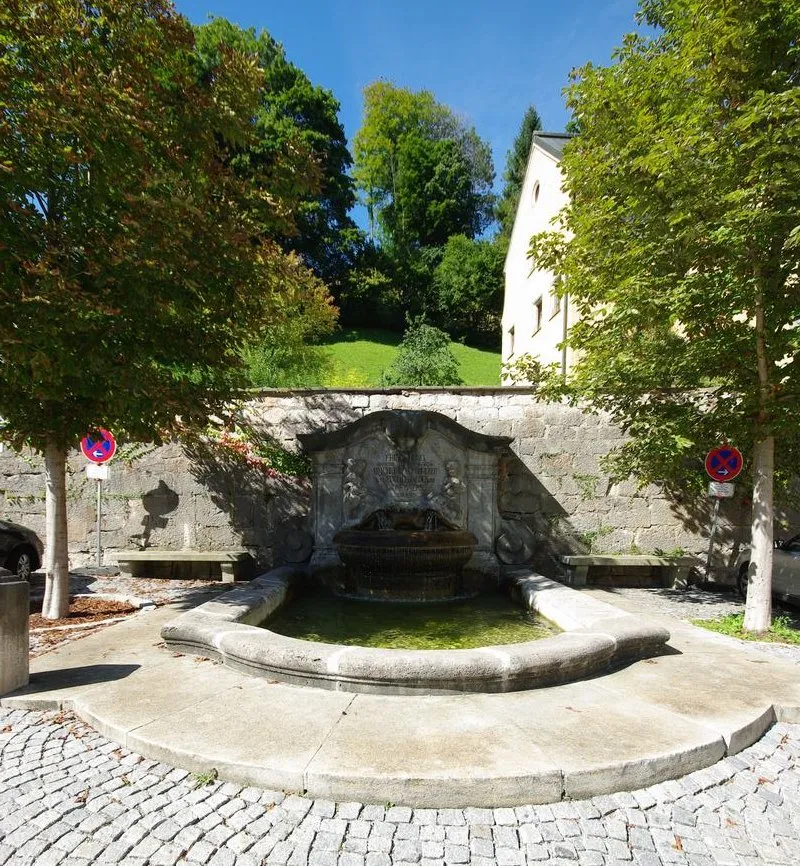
[332,509,478,602]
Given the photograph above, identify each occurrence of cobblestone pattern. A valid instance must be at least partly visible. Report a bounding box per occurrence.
[1,708,799,865]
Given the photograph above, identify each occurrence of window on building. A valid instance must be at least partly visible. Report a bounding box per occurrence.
[532,181,540,204]
[552,277,562,318]
[533,297,543,335]
[507,326,515,357]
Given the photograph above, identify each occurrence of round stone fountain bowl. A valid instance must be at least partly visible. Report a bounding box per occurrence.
[333,527,478,601]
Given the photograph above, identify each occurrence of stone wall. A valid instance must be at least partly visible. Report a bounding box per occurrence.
[0,389,767,576]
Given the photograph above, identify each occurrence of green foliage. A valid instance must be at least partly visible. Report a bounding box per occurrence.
[354,81,495,244]
[572,473,600,500]
[243,278,338,388]
[243,339,331,390]
[382,138,488,248]
[193,19,360,300]
[380,319,463,387]
[200,418,311,479]
[692,612,800,645]
[0,0,321,452]
[321,328,500,387]
[338,240,405,330]
[191,769,219,788]
[502,355,562,390]
[576,524,613,553]
[497,105,543,241]
[114,442,159,465]
[526,0,800,494]
[352,82,495,332]
[431,235,504,346]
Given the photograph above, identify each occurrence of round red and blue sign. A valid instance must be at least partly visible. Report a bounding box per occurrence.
[705,445,743,482]
[80,429,117,465]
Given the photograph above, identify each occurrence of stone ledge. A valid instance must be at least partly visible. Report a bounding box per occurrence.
[112,549,251,562]
[161,568,670,695]
[560,554,699,566]
[559,554,701,589]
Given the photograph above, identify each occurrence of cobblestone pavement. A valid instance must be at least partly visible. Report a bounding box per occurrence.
[1,709,799,865]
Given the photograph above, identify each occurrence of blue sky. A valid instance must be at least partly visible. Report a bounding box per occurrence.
[176,0,641,221]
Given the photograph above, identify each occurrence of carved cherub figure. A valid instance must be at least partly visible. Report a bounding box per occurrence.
[343,457,367,517]
[440,459,464,521]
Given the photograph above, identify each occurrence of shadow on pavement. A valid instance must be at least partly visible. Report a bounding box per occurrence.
[11,664,140,695]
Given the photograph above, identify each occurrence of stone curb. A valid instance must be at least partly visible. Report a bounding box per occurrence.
[160,568,670,695]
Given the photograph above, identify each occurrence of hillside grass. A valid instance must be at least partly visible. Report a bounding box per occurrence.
[320,328,501,387]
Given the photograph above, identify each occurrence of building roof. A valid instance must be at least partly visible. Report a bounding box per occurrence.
[532,132,571,161]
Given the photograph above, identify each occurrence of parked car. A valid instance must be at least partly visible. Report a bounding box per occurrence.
[736,534,800,605]
[0,520,44,580]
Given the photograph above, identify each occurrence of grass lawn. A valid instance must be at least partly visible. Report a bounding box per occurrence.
[320,328,501,387]
[692,611,800,645]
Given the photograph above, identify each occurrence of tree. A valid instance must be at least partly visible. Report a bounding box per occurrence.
[193,19,360,302]
[527,0,800,632]
[243,278,338,388]
[432,235,504,346]
[497,105,543,242]
[353,82,495,250]
[352,82,495,328]
[0,0,324,617]
[381,319,463,387]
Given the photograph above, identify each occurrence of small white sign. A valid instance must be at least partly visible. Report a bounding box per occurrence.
[86,463,109,480]
[708,481,734,498]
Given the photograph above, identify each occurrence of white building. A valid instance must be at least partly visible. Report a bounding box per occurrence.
[502,132,574,379]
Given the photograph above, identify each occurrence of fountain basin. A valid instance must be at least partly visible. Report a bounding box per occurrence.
[332,509,478,601]
[334,528,477,601]
[161,567,671,695]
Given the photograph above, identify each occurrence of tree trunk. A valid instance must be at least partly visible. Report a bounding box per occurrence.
[41,441,70,620]
[743,435,773,633]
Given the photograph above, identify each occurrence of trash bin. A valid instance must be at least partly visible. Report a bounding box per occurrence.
[0,566,29,696]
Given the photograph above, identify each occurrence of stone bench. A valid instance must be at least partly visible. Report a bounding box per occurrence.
[559,554,700,590]
[112,550,252,583]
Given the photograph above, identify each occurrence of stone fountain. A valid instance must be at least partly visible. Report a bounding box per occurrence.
[162,408,671,695]
[298,410,511,599]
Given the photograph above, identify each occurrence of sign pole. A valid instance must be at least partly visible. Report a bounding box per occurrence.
[703,445,743,579]
[705,496,721,577]
[81,428,116,571]
[96,478,102,567]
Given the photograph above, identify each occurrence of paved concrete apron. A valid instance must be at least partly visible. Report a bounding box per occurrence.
[1,708,799,866]
[3,593,800,807]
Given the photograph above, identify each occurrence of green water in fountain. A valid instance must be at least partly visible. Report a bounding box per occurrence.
[265,591,560,650]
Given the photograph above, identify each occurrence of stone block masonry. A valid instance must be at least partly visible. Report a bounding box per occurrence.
[0,388,762,573]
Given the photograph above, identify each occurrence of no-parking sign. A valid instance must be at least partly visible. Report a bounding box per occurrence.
[705,445,743,483]
[80,429,117,465]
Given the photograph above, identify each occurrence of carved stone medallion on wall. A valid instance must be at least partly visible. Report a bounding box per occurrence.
[298,410,512,583]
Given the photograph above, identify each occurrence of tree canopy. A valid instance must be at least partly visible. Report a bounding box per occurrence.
[351,82,497,340]
[526,0,800,631]
[354,82,495,250]
[497,104,543,242]
[193,18,359,302]
[432,235,505,346]
[0,0,330,615]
